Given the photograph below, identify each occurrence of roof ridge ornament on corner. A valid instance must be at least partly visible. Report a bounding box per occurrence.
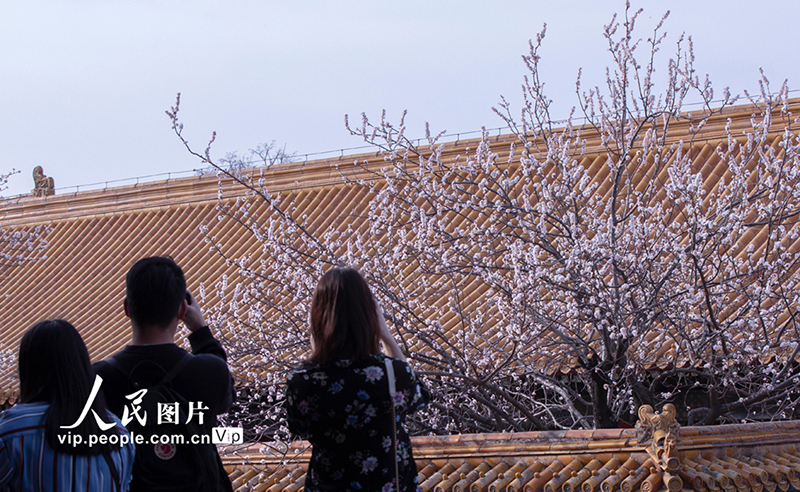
[31,166,55,197]
[636,404,683,492]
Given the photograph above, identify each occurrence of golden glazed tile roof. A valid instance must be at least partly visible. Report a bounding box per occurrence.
[0,163,376,403]
[222,420,800,492]
[1,99,800,403]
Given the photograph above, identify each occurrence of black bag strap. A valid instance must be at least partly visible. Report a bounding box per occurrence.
[162,352,194,385]
[102,450,122,492]
[103,355,127,376]
[105,352,194,387]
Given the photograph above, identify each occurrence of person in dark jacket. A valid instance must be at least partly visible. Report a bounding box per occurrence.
[94,256,234,492]
[285,267,429,492]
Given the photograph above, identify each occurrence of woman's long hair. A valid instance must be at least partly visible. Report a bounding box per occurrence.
[19,319,117,455]
[308,267,381,363]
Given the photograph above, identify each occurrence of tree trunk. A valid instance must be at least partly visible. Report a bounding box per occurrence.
[588,364,618,428]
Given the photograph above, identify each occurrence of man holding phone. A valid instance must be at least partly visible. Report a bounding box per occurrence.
[94,256,234,492]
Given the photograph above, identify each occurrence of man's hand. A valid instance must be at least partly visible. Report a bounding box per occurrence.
[182,290,206,332]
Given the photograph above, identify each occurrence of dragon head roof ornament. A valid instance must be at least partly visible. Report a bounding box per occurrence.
[636,404,683,491]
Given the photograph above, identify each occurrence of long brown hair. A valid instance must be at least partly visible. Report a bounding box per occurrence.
[308,267,381,363]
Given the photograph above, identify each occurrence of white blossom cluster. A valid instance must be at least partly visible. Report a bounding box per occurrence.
[0,347,16,391]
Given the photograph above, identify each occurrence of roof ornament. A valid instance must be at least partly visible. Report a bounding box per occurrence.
[636,404,683,491]
[31,166,55,197]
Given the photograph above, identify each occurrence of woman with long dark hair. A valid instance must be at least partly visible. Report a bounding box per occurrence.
[285,267,430,492]
[0,319,135,491]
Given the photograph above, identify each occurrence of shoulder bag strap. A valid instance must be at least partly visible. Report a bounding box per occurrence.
[103,356,129,378]
[105,352,193,385]
[384,358,400,491]
[160,351,194,385]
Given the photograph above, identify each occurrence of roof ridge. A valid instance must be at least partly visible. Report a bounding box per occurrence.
[3,97,798,226]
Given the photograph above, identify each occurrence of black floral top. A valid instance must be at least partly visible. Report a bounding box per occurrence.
[285,354,430,492]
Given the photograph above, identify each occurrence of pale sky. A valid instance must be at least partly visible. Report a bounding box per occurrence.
[1,1,798,198]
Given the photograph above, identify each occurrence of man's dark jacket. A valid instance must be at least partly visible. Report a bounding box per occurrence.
[94,326,235,492]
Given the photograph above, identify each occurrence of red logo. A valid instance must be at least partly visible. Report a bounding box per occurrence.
[154,442,176,460]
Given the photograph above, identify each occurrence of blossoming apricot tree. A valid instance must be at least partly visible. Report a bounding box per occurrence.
[170,4,800,437]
